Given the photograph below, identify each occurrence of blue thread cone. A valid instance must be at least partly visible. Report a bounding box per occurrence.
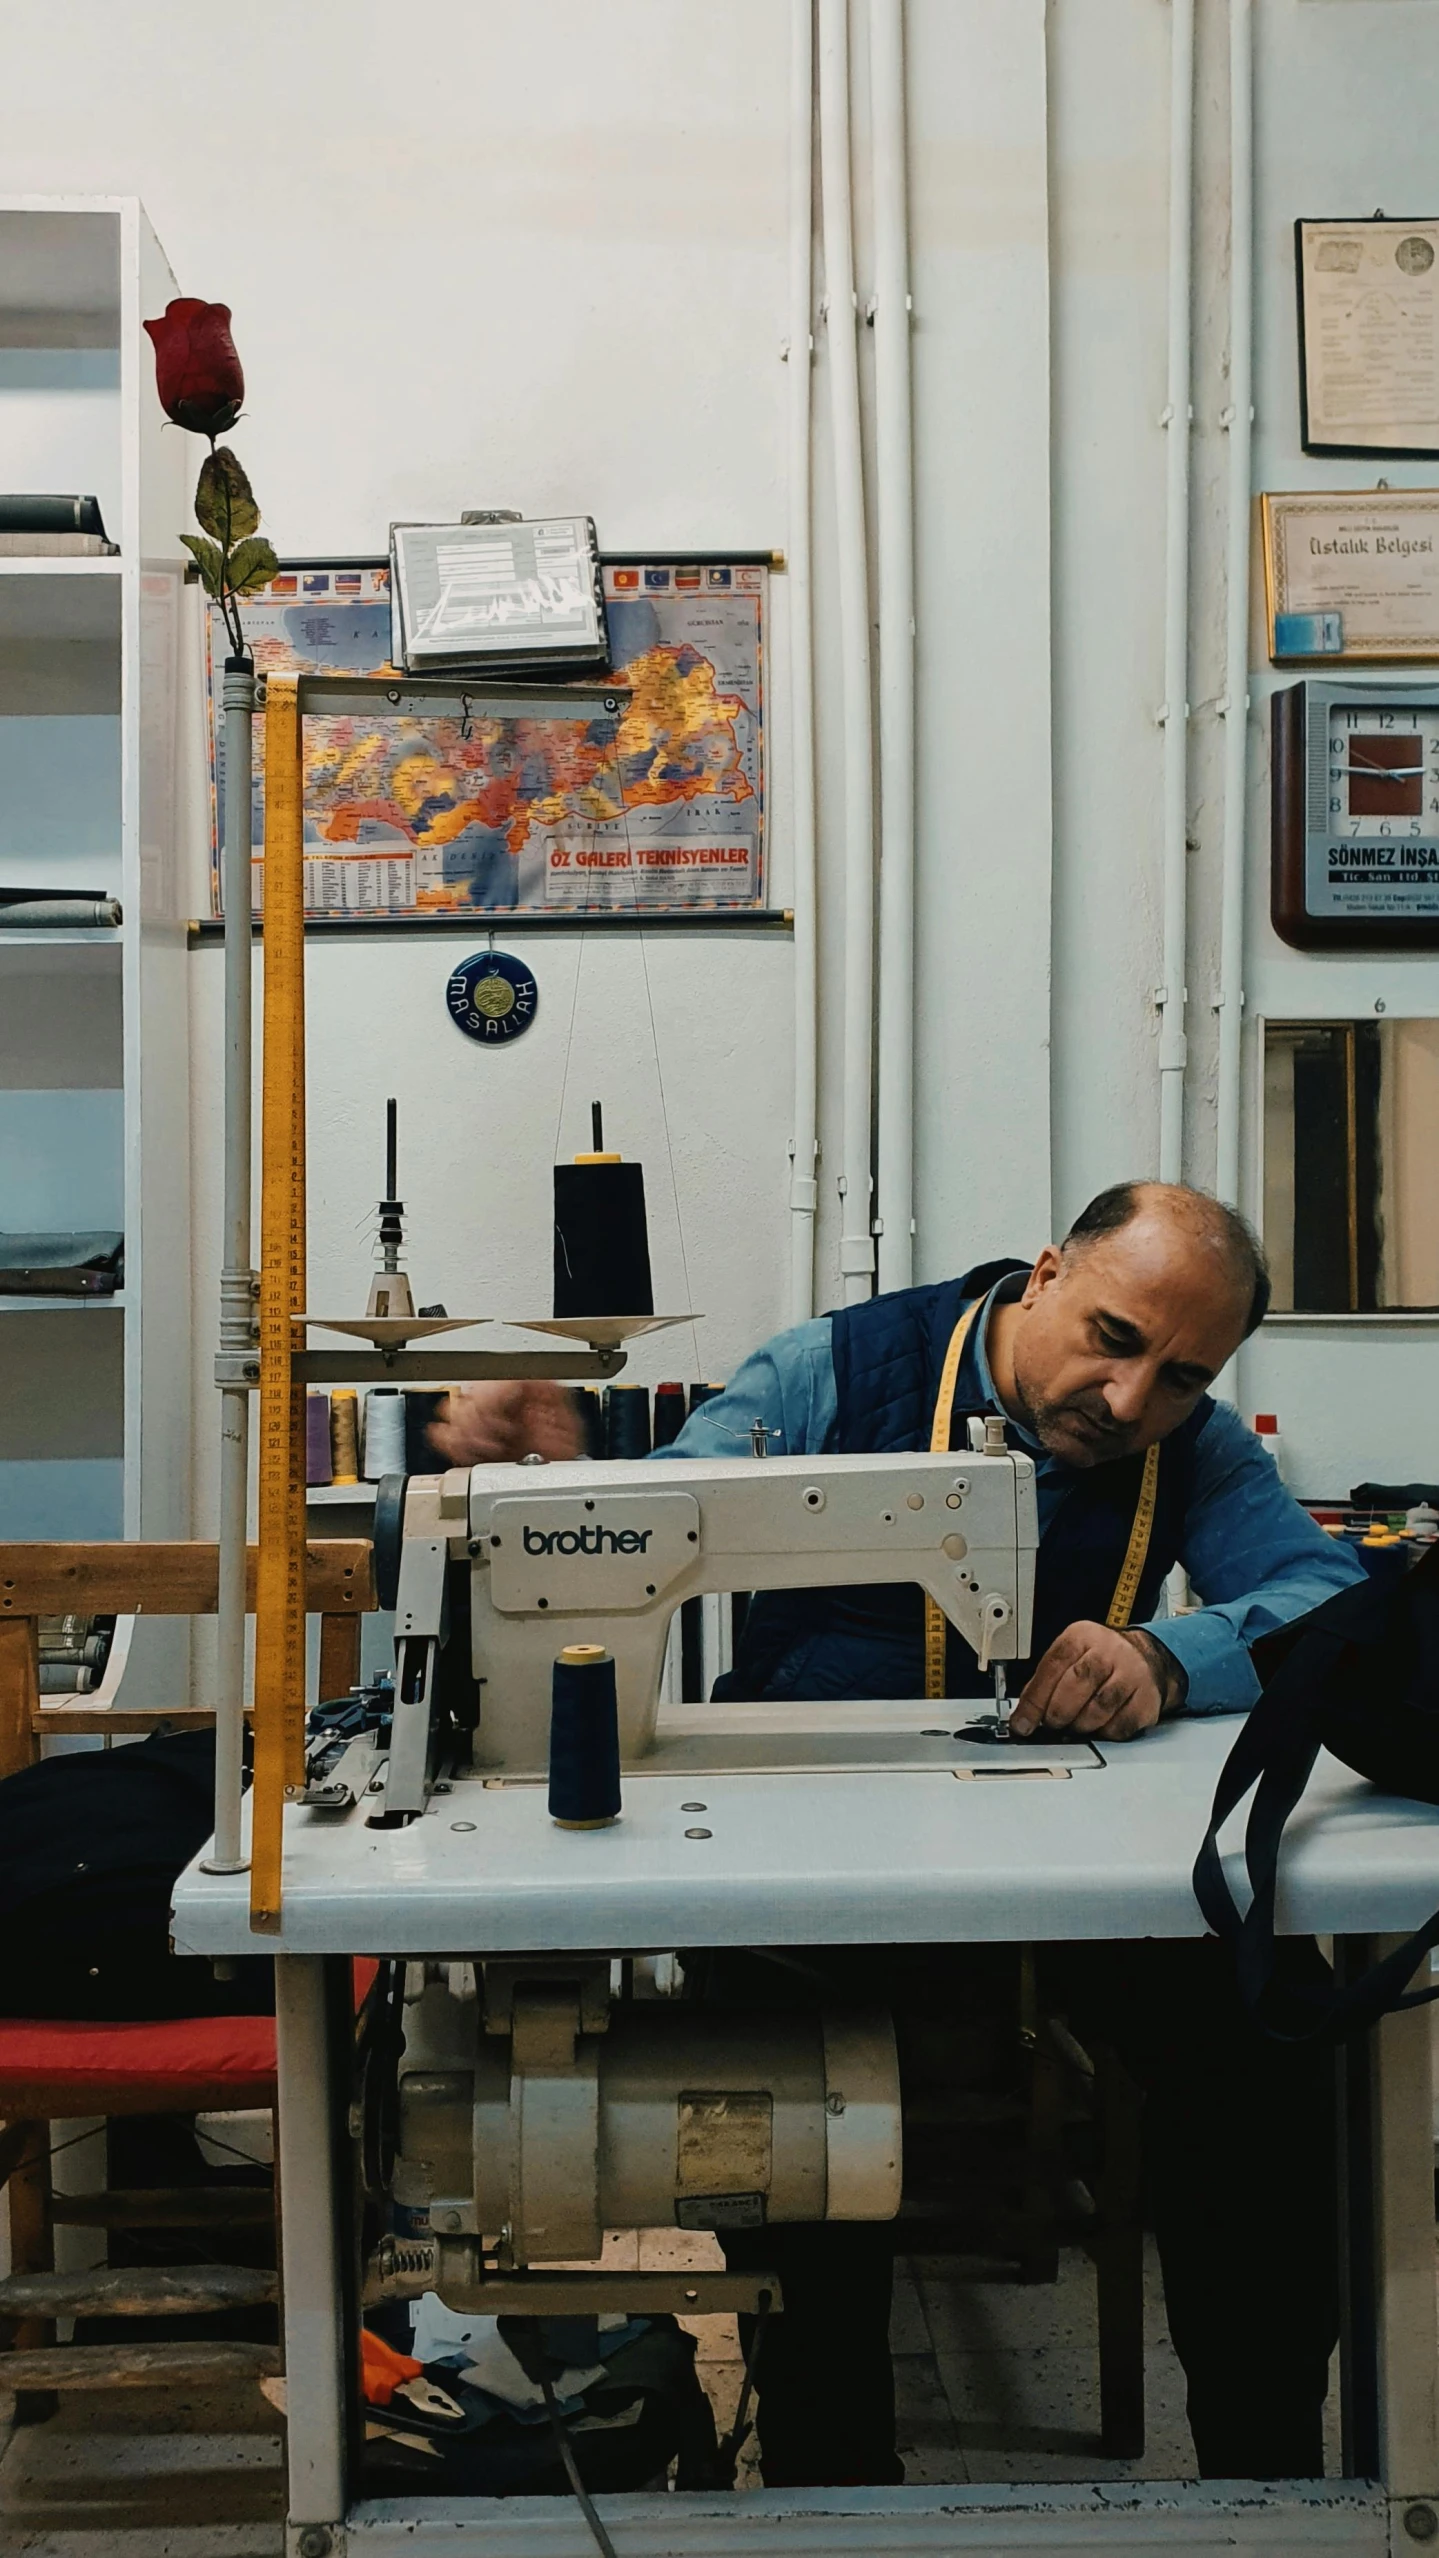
[605,1384,651,1459]
[549,1645,622,1828]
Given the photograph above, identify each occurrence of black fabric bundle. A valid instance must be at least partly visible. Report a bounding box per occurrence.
[0,1730,272,2020]
[361,2309,720,2494]
[1194,1542,1439,2041]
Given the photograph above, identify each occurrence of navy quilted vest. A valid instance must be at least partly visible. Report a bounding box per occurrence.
[717,1262,1213,1704]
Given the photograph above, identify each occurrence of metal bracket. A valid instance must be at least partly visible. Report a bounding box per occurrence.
[482,1959,611,2039]
[292,1348,626,1385]
[512,1984,584,2073]
[365,2234,782,2319]
[214,1351,261,1387]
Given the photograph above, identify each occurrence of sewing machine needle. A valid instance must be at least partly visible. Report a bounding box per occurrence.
[993,1662,1009,1737]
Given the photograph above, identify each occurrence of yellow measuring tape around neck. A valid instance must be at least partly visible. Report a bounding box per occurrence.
[1105,1441,1161,1632]
[923,1302,979,1700]
[921,1299,1161,1701]
[250,674,308,1933]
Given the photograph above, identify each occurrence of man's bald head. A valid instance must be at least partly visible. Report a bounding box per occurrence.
[1063,1182,1270,1339]
[987,1182,1270,1469]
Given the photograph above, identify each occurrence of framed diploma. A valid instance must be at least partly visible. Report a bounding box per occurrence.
[1297,218,1439,459]
[1261,491,1439,663]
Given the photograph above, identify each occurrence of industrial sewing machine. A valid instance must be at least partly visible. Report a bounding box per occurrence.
[370,1440,1041,1815]
[310,1442,1041,2285]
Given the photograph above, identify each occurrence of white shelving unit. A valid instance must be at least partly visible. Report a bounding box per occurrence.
[0,198,192,1711]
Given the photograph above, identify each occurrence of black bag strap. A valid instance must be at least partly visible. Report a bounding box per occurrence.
[1193,1622,1439,2043]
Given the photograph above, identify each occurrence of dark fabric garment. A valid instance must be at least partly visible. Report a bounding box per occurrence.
[1053,1936,1338,2479]
[718,1265,1213,1706]
[700,1938,1336,2486]
[0,1729,272,2020]
[1196,1539,1439,2041]
[723,2220,902,2488]
[359,2311,721,2495]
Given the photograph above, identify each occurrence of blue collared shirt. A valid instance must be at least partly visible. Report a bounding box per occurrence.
[652,1287,1364,1713]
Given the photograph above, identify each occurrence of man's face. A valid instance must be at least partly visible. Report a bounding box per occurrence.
[1008,1212,1250,1468]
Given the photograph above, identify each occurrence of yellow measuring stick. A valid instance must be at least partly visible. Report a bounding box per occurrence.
[250,675,307,1933]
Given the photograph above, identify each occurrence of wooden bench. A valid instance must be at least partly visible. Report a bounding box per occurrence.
[0,1538,374,1776]
[0,1537,375,2411]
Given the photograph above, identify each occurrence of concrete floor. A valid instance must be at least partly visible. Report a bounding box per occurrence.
[0,2230,1243,2552]
[0,2382,284,2557]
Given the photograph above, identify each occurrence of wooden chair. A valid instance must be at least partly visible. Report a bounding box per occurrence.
[0,1538,373,2409]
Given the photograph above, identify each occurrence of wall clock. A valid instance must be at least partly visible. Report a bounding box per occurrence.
[1272,678,1439,948]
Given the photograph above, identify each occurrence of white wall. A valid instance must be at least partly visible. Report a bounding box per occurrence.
[1,0,1058,1592]
[1048,0,1439,1498]
[4,0,1438,1541]
[1237,0,1439,1493]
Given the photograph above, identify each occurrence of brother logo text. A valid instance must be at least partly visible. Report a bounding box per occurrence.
[522,1522,655,1557]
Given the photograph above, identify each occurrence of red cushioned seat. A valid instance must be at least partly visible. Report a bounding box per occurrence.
[0,2015,277,2118]
[0,1964,378,2120]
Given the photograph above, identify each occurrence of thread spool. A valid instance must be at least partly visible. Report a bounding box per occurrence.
[653,1381,686,1449]
[553,1102,654,1318]
[688,1381,723,1417]
[571,1386,604,1459]
[306,1391,333,1486]
[330,1388,360,1486]
[363,1387,407,1481]
[606,1383,652,1459]
[548,1643,622,1828]
[404,1390,449,1475]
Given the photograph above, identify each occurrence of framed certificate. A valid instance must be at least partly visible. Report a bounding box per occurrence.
[1297,218,1439,459]
[1261,491,1439,663]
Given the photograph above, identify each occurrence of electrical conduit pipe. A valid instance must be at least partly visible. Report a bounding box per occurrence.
[819,0,877,1303]
[1157,0,1195,1184]
[207,659,256,1874]
[871,0,916,1296]
[1215,0,1253,1211]
[787,0,820,1323]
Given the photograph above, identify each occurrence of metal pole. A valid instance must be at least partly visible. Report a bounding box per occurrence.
[275,1956,350,2529]
[1214,0,1253,1211]
[251,673,309,1933]
[205,657,256,1875]
[871,0,916,1296]
[1157,0,1195,1183]
[787,0,819,1325]
[819,0,877,1306]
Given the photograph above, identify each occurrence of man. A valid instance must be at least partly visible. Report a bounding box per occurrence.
[434,1183,1363,2484]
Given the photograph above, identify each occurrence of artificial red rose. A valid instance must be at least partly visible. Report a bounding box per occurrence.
[143,298,244,437]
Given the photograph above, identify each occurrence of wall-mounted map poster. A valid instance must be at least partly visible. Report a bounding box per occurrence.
[205,558,766,918]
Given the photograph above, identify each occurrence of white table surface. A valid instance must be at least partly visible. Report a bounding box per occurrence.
[170,1714,1439,1958]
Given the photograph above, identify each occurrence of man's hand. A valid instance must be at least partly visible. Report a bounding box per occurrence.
[426,1382,585,1467]
[1007,1623,1186,1743]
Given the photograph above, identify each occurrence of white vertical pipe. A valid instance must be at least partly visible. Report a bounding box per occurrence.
[788,0,820,1324]
[207,658,255,1874]
[1157,0,1195,1184]
[871,0,915,1297]
[818,0,877,1303]
[1215,0,1253,1210]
